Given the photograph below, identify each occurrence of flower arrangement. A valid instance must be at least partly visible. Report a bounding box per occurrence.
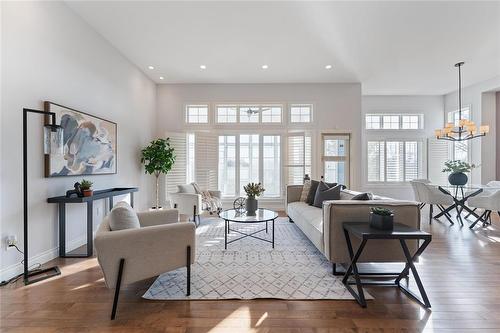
[442,160,476,173]
[243,182,265,199]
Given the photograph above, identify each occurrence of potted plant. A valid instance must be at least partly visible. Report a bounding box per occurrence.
[243,182,265,216]
[442,160,476,186]
[141,138,176,210]
[369,207,394,230]
[80,179,93,197]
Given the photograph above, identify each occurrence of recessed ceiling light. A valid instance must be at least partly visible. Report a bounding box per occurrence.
[200,65,207,70]
[261,65,269,69]
[325,65,333,69]
[159,76,164,80]
[148,65,155,70]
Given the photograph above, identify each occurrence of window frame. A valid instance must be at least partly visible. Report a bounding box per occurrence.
[289,104,313,124]
[366,139,425,184]
[215,104,284,124]
[365,113,424,130]
[185,104,209,124]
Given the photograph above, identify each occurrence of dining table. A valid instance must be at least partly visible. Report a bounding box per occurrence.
[436,185,483,226]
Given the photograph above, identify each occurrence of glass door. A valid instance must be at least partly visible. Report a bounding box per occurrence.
[322,134,350,187]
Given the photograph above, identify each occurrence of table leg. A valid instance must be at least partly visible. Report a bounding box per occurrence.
[272,219,275,249]
[109,197,113,211]
[130,193,134,208]
[87,201,93,257]
[399,239,431,308]
[266,221,268,233]
[342,230,367,307]
[224,220,227,250]
[395,238,431,284]
[58,203,66,257]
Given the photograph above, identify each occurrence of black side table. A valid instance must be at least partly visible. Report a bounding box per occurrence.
[342,222,432,308]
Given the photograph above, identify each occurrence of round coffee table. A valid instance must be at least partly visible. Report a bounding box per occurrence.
[219,208,278,249]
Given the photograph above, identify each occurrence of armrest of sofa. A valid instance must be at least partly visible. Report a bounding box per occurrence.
[286,185,303,204]
[169,192,203,215]
[137,209,179,227]
[322,200,420,264]
[208,190,222,199]
[95,222,195,288]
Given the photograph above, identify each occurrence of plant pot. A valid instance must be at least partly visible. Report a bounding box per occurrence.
[369,212,394,230]
[82,189,93,197]
[448,172,468,186]
[246,198,258,216]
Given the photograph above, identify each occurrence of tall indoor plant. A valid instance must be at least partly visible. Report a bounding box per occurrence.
[141,138,175,209]
[442,160,476,186]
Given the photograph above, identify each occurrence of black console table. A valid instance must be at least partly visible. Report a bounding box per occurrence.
[48,187,138,258]
[342,222,432,308]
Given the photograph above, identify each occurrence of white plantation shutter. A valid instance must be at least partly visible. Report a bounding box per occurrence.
[367,141,385,182]
[404,141,423,181]
[428,138,451,184]
[285,133,311,185]
[386,141,404,182]
[195,132,218,190]
[165,133,187,197]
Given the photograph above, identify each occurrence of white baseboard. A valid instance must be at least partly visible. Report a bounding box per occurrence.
[0,233,91,282]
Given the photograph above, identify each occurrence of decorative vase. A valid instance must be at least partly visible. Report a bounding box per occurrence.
[448,172,468,186]
[246,197,258,216]
[369,212,394,230]
[82,189,93,197]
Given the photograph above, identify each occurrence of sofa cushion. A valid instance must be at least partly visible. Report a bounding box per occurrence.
[306,180,319,205]
[286,202,324,252]
[313,182,341,208]
[109,201,140,231]
[300,180,311,202]
[178,184,196,194]
[351,192,373,201]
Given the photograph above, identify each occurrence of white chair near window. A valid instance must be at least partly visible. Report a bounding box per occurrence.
[169,183,222,226]
[467,189,500,229]
[411,181,454,224]
[410,179,431,210]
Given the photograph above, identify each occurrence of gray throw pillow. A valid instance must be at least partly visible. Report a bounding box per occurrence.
[313,182,341,208]
[109,201,140,231]
[306,180,320,205]
[351,192,373,201]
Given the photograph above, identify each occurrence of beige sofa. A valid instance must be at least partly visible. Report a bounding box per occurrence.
[286,185,420,268]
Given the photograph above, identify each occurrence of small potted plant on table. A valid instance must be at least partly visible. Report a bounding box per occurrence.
[243,182,265,216]
[80,179,93,197]
[442,160,476,186]
[370,207,394,230]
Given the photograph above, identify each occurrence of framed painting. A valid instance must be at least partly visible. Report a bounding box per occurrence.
[44,101,117,177]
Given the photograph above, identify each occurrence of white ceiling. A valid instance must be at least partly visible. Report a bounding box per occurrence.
[66,1,500,95]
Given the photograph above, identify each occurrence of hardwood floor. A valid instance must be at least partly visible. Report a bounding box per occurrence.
[2,210,500,332]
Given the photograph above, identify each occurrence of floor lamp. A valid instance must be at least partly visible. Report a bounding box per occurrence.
[23,108,62,285]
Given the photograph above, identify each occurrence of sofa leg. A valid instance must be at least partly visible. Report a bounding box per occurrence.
[429,204,433,224]
[186,246,191,296]
[111,258,125,320]
[288,215,294,223]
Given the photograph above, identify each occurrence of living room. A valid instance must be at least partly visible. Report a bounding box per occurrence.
[1,1,500,332]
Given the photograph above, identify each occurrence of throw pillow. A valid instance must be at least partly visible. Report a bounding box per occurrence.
[351,192,373,201]
[109,201,140,231]
[313,182,342,208]
[191,182,202,194]
[300,180,311,202]
[306,180,320,205]
[178,184,196,194]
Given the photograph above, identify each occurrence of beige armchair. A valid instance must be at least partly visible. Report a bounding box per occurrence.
[95,207,195,320]
[169,183,222,226]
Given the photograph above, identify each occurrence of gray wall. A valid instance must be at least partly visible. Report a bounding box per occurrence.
[1,2,157,279]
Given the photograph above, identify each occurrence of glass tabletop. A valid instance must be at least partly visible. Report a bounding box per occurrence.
[219,208,278,223]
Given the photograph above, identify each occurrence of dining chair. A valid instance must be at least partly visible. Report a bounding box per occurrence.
[467,189,500,229]
[413,182,454,224]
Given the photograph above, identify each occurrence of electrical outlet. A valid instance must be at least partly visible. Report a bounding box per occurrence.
[6,235,17,249]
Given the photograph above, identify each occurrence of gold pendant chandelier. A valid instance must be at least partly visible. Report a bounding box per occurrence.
[435,62,489,142]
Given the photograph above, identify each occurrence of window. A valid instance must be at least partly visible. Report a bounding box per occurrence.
[218,134,282,197]
[367,140,423,182]
[365,114,423,130]
[217,106,237,123]
[322,135,350,186]
[290,105,312,123]
[186,133,195,183]
[286,134,312,185]
[261,106,282,123]
[262,136,281,197]
[218,136,237,196]
[186,105,208,123]
[239,106,259,123]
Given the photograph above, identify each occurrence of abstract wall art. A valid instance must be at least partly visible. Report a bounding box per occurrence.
[44,101,117,177]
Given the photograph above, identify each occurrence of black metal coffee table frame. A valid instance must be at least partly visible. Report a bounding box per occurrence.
[219,209,278,250]
[342,222,432,308]
[437,186,483,227]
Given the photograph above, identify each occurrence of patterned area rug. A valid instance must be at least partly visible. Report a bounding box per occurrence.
[143,217,368,300]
